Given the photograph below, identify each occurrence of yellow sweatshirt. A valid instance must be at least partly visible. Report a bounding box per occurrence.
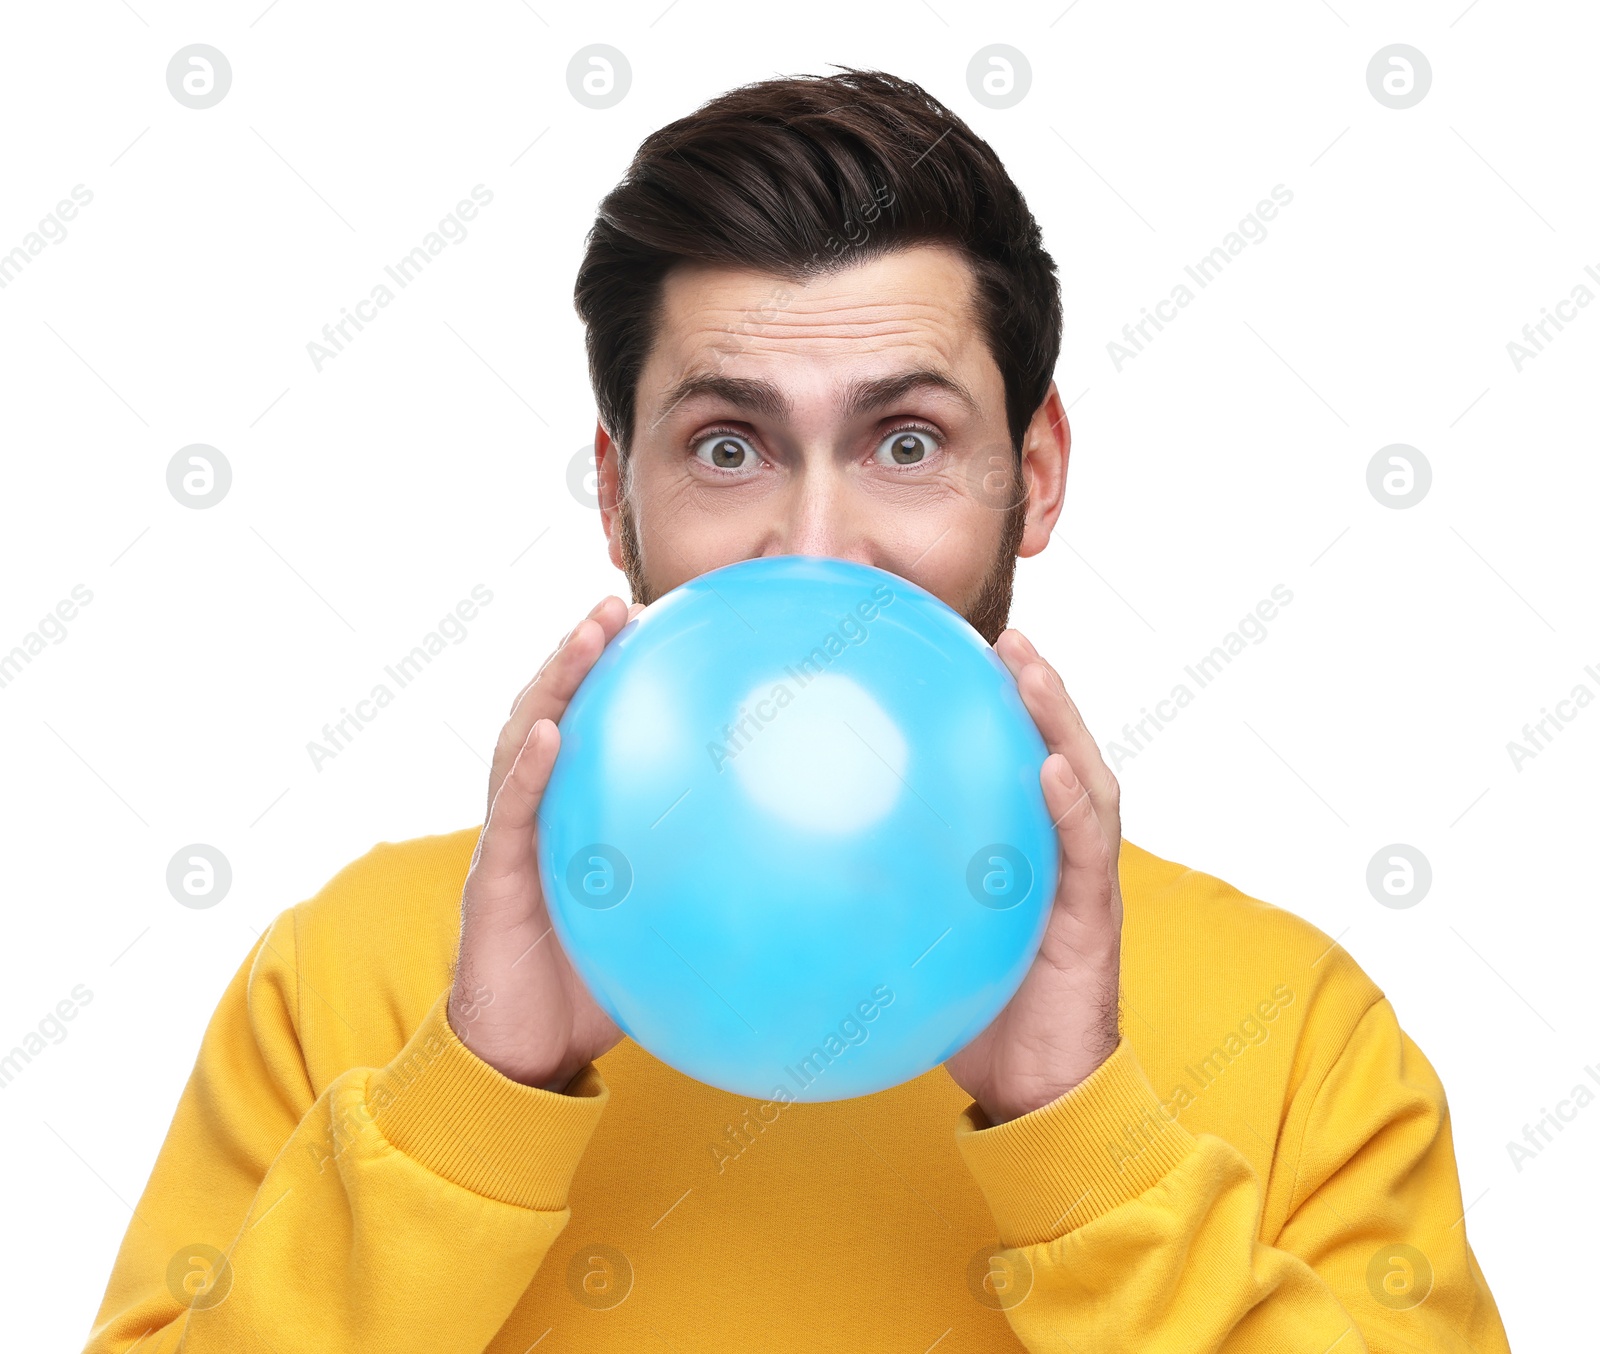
[84,829,1511,1353]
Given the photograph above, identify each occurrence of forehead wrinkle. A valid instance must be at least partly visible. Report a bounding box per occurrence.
[649,250,988,431]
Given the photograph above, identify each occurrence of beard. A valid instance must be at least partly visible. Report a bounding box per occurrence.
[615,458,1028,647]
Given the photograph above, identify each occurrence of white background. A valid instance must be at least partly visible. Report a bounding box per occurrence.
[2,1,1595,1348]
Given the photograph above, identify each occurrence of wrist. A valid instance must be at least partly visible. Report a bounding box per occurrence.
[529,1061,583,1095]
[956,1038,1197,1248]
[977,1030,1121,1125]
[978,1081,1078,1127]
[455,1028,573,1092]
[446,986,573,1091]
[370,990,611,1211]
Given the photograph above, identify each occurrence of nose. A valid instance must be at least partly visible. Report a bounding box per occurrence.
[763,460,873,565]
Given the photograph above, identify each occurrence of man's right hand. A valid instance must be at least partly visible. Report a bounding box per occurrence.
[447,594,641,1092]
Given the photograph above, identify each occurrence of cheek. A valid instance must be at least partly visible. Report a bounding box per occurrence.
[636,472,767,540]
[894,506,1003,596]
[629,479,762,581]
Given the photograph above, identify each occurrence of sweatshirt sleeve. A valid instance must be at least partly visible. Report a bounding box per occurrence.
[82,907,609,1353]
[953,1003,1512,1353]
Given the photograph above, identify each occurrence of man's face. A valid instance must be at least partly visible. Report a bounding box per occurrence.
[594,241,1068,644]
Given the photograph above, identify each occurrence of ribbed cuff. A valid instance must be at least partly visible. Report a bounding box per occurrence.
[954,1039,1198,1247]
[368,989,609,1211]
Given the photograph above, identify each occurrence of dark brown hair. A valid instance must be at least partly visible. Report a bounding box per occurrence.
[572,67,1062,458]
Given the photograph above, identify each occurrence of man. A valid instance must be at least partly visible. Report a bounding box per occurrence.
[86,69,1512,1352]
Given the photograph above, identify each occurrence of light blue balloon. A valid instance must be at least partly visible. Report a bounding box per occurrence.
[536,555,1058,1102]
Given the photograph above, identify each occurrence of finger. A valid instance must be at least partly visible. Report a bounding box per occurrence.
[1014,659,1121,839]
[488,597,627,816]
[998,633,1113,806]
[475,718,562,886]
[995,627,1037,666]
[1040,752,1119,916]
[507,596,629,717]
[998,628,1088,724]
[502,595,627,744]
[627,602,645,620]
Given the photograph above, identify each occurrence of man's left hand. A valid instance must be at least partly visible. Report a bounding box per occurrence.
[942,627,1125,1126]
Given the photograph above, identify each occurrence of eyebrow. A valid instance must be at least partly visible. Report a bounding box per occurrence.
[653,367,981,428]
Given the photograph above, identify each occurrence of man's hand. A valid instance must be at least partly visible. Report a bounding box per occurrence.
[447,595,643,1092]
[943,627,1124,1126]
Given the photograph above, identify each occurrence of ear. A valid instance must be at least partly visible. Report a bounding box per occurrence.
[595,422,626,572]
[1018,381,1070,559]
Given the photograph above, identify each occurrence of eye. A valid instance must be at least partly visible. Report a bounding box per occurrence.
[873,425,941,468]
[691,430,760,472]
